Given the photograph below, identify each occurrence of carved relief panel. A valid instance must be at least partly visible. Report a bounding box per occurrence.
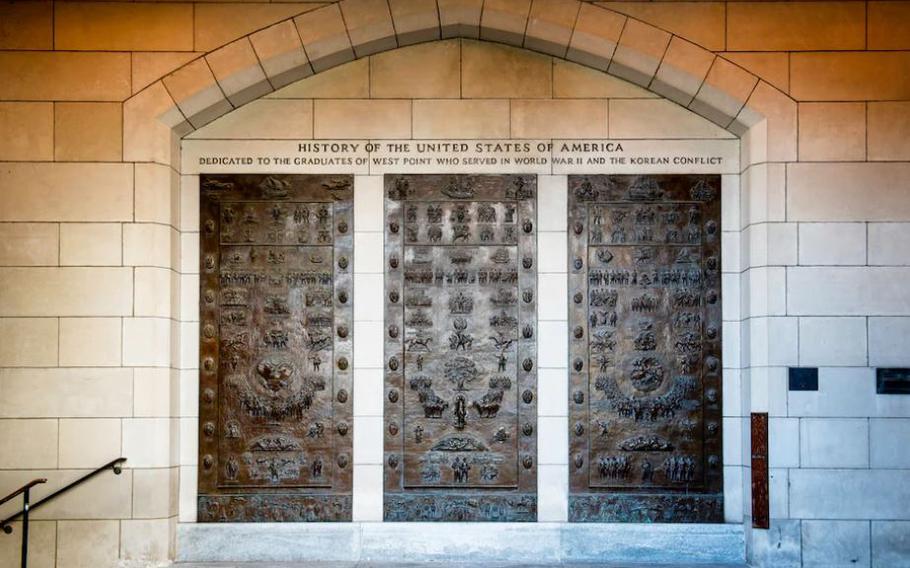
[198,174,353,522]
[567,175,723,523]
[384,175,537,521]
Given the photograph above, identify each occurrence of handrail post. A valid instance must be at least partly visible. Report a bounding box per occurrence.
[20,488,29,568]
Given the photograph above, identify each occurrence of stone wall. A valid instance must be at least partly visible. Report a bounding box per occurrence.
[0,1,908,567]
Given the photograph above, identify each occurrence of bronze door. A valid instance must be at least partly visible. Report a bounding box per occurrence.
[567,175,723,523]
[384,175,538,521]
[197,174,353,522]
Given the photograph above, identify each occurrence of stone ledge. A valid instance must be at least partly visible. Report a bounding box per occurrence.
[177,522,745,564]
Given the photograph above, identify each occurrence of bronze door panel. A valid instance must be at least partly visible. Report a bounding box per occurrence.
[567,175,723,523]
[198,174,353,522]
[384,175,538,521]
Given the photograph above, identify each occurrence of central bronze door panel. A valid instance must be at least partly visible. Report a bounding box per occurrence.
[198,174,353,522]
[567,175,723,523]
[384,175,538,521]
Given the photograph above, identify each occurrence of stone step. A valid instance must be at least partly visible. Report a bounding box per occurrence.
[176,563,747,568]
[177,523,746,565]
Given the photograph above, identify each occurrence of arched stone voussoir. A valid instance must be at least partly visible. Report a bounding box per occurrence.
[689,56,759,130]
[206,37,275,109]
[438,0,483,39]
[389,0,441,47]
[339,0,398,58]
[123,80,191,164]
[565,2,625,71]
[294,3,355,73]
[480,0,532,47]
[249,20,314,91]
[608,18,671,88]
[523,0,581,58]
[162,57,234,130]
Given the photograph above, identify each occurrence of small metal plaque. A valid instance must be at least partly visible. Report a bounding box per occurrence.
[788,367,819,391]
[750,413,769,530]
[877,368,910,395]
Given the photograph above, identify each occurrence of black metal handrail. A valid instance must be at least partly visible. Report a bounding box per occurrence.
[0,457,126,568]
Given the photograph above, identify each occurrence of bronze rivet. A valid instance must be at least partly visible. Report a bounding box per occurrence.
[336,388,348,403]
[337,357,349,371]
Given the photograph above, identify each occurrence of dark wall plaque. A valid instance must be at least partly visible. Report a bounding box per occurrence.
[567,175,724,523]
[751,412,769,529]
[789,367,819,391]
[877,368,910,395]
[384,175,537,521]
[198,174,353,522]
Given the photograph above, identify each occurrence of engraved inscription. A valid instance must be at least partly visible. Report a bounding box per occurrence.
[385,175,537,521]
[198,174,353,522]
[568,175,723,523]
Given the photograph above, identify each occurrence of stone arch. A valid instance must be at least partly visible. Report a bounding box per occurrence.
[123,0,796,166]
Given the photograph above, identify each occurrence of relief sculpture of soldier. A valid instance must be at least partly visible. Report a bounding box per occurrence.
[568,175,724,523]
[197,174,353,522]
[385,175,538,522]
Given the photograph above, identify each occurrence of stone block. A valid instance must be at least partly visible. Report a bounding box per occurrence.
[352,464,382,521]
[553,59,653,99]
[269,58,369,99]
[56,520,120,568]
[353,321,382,368]
[538,416,568,465]
[123,223,176,269]
[872,521,910,567]
[538,368,567,417]
[800,418,869,468]
[723,466,744,523]
[868,102,910,161]
[0,163,133,223]
[750,519,801,567]
[799,223,867,266]
[0,52,130,101]
[789,367,910,419]
[538,321,567,368]
[134,266,174,319]
[691,56,758,128]
[799,317,867,367]
[769,467,789,520]
[123,317,172,368]
[55,2,192,51]
[601,1,725,52]
[768,417,799,468]
[538,273,567,321]
[734,81,797,162]
[250,21,312,90]
[0,102,53,161]
[438,0,483,39]
[294,4,355,72]
[870,419,910,469]
[609,18,670,87]
[180,175,200,233]
[389,0,440,46]
[341,0,397,58]
[189,99,313,140]
[802,520,871,568]
[610,99,732,140]
[195,3,322,53]
[791,52,910,101]
[133,368,173,419]
[462,40,551,98]
[566,3,624,71]
[121,518,171,563]
[354,231,383,274]
[869,317,910,367]
[538,464,568,521]
[30,468,132,520]
[354,175,383,232]
[206,38,272,108]
[790,469,910,519]
[722,52,789,94]
[788,163,910,222]
[163,58,233,130]
[727,1,865,51]
[0,1,52,49]
[0,520,54,568]
[0,267,132,317]
[0,368,132,419]
[132,52,199,95]
[788,267,910,316]
[59,317,121,367]
[413,100,510,139]
[538,175,567,232]
[799,102,866,161]
[479,0,531,46]
[538,231,567,273]
[0,419,57,469]
[353,368,383,417]
[723,416,744,467]
[511,99,608,139]
[54,102,122,162]
[59,223,121,266]
[869,1,910,50]
[651,37,714,106]
[354,274,383,322]
[179,465,197,522]
[0,318,57,367]
[353,415,382,464]
[314,100,411,139]
[123,418,175,468]
[57,418,121,469]
[524,0,579,57]
[0,223,58,266]
[371,41,460,98]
